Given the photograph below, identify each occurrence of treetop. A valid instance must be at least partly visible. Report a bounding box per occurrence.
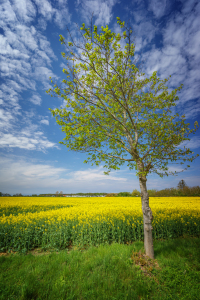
[46,16,199,180]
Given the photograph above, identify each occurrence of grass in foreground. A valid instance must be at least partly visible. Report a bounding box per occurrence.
[0,235,199,300]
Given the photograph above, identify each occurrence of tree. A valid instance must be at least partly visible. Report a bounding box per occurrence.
[55,191,59,196]
[117,192,132,197]
[132,189,141,197]
[177,179,187,190]
[60,191,63,195]
[46,16,199,259]
[13,193,22,197]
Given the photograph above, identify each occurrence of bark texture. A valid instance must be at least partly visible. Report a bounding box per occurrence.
[139,176,154,259]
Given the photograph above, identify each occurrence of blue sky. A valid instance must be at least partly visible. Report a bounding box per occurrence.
[0,0,200,195]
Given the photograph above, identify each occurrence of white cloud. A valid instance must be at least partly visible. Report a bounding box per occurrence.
[0,155,199,194]
[119,9,158,53]
[72,168,127,182]
[32,0,71,30]
[12,0,37,23]
[39,37,57,60]
[137,0,200,120]
[0,109,15,130]
[13,74,37,90]
[163,21,185,49]
[0,84,21,111]
[0,157,132,194]
[0,0,60,153]
[13,24,39,51]
[177,97,200,119]
[0,0,18,26]
[5,80,24,92]
[34,67,58,89]
[187,30,200,60]
[40,119,49,125]
[37,18,47,30]
[0,104,56,152]
[54,7,71,29]
[33,0,54,21]
[180,0,198,14]
[162,45,180,56]
[75,0,120,27]
[0,35,24,57]
[177,136,200,150]
[0,132,56,151]
[29,94,42,105]
[0,58,31,77]
[143,47,187,80]
[135,21,157,44]
[148,0,169,19]
[0,156,67,188]
[131,10,146,24]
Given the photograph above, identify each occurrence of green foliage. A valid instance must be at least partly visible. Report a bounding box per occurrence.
[117,192,132,197]
[132,189,141,197]
[46,16,199,181]
[177,179,187,190]
[147,189,158,197]
[105,193,119,197]
[147,186,200,197]
[105,192,140,197]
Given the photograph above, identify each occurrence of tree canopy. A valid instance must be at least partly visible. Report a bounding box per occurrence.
[46,16,199,182]
[177,179,187,190]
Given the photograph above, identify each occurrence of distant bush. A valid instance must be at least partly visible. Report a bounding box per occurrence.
[131,189,141,197]
[117,192,133,197]
[106,190,141,197]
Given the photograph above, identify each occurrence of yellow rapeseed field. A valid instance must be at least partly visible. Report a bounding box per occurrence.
[0,197,200,253]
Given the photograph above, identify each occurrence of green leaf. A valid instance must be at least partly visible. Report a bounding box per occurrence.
[46,17,199,183]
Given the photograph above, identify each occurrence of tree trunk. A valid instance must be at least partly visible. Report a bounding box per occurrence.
[139,176,154,259]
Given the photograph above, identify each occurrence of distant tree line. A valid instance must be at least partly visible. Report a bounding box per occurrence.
[147,180,200,197]
[37,192,107,197]
[0,193,24,197]
[0,181,200,197]
[106,180,200,197]
[0,192,107,197]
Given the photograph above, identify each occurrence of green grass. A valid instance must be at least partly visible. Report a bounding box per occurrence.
[0,235,199,300]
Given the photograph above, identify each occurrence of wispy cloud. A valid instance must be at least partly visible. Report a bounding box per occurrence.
[33,0,54,21]
[129,0,200,121]
[0,109,15,130]
[30,94,42,105]
[0,154,199,194]
[0,156,132,194]
[0,0,64,151]
[178,136,200,150]
[0,132,57,151]
[11,0,37,23]
[40,119,49,125]
[148,0,170,19]
[75,0,120,27]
